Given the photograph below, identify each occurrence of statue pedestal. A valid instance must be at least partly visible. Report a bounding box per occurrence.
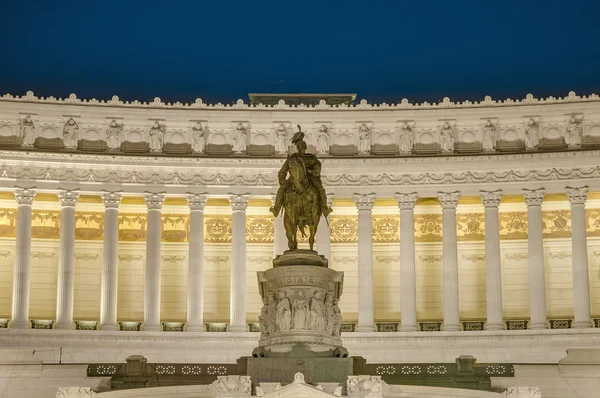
[256,260,344,353]
[247,251,351,385]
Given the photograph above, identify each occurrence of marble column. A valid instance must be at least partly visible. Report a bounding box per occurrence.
[10,187,36,329]
[396,192,419,332]
[186,193,208,332]
[316,193,334,261]
[229,194,249,332]
[144,192,165,332]
[271,194,287,256]
[354,193,376,332]
[55,189,80,330]
[522,188,548,330]
[437,191,461,332]
[99,191,123,330]
[566,186,592,329]
[480,190,504,331]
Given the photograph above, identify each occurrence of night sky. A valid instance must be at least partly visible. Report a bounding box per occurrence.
[1,0,599,104]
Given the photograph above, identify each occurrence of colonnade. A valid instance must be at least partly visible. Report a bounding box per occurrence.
[7,185,594,331]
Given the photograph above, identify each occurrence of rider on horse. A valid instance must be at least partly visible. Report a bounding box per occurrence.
[269,130,332,220]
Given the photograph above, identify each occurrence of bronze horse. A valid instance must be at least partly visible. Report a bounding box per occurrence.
[282,154,322,251]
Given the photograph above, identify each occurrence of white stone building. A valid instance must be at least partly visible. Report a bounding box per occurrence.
[1,91,600,397]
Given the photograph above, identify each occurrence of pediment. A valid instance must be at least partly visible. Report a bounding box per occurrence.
[262,382,339,398]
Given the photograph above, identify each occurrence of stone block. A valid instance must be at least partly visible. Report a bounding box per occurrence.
[163,142,192,155]
[245,355,354,385]
[247,144,275,156]
[330,144,357,156]
[371,143,398,155]
[497,139,525,152]
[34,137,64,150]
[0,135,20,148]
[413,142,440,154]
[206,143,233,155]
[78,139,108,152]
[120,141,150,153]
[456,141,483,153]
[539,137,566,150]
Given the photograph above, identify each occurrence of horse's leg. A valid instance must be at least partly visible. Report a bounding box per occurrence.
[309,224,315,251]
[284,212,295,251]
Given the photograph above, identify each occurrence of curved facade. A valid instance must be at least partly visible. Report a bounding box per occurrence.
[1,91,600,397]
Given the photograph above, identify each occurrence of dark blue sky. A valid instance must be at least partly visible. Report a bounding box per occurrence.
[1,0,599,104]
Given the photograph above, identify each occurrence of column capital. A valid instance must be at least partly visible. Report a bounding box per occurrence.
[14,187,36,205]
[566,186,589,205]
[100,191,123,209]
[522,188,545,206]
[187,193,208,211]
[437,191,460,209]
[144,192,165,210]
[353,193,376,211]
[395,192,418,210]
[57,189,80,207]
[480,190,503,208]
[229,194,250,211]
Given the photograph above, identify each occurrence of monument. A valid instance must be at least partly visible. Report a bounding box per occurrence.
[243,126,353,386]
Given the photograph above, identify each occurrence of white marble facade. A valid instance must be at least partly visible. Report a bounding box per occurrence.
[2,91,600,155]
[0,91,600,397]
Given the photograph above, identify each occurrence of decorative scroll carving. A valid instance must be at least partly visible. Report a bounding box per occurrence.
[347,375,384,397]
[246,217,274,243]
[330,217,358,243]
[205,216,232,243]
[144,192,165,210]
[213,375,251,396]
[372,216,399,242]
[57,189,80,207]
[15,187,36,205]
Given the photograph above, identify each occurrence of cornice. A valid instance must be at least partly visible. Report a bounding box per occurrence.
[1,90,598,111]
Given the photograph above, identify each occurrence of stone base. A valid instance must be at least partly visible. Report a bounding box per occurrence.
[273,250,328,267]
[34,137,64,150]
[0,135,20,148]
[78,139,108,152]
[163,142,192,155]
[247,144,275,156]
[330,144,357,156]
[206,143,233,155]
[121,141,150,153]
[242,344,354,385]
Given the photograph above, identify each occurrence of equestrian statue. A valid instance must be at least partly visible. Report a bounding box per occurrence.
[270,125,332,251]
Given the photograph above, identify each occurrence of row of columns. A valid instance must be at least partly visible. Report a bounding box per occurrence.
[8,185,594,331]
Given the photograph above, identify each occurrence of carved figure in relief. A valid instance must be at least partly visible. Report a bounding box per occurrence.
[399,122,413,153]
[525,118,539,149]
[317,125,330,154]
[332,297,342,336]
[192,122,205,153]
[149,121,164,152]
[275,124,288,154]
[270,127,332,250]
[106,119,123,149]
[258,297,270,337]
[566,115,583,146]
[292,290,309,330]
[233,123,247,153]
[276,291,292,331]
[358,124,371,154]
[267,293,277,335]
[20,115,36,146]
[63,118,79,148]
[440,122,455,152]
[325,292,336,334]
[308,291,326,332]
[482,119,496,151]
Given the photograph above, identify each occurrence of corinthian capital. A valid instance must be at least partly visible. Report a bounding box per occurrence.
[187,193,208,211]
[437,191,460,209]
[480,190,502,208]
[565,186,588,205]
[395,192,418,210]
[353,193,376,211]
[101,191,123,209]
[57,189,80,207]
[522,188,545,206]
[229,194,250,211]
[144,192,165,210]
[14,187,36,205]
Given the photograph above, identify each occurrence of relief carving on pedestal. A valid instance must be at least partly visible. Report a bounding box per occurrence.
[259,287,342,338]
